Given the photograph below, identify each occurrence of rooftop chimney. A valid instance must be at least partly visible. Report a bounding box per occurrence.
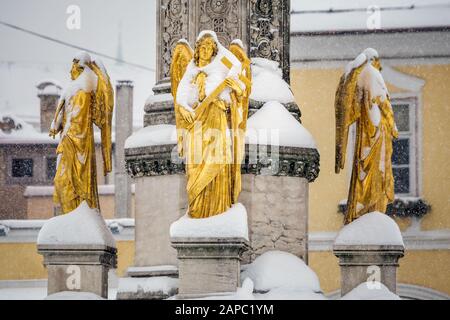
[37,80,62,133]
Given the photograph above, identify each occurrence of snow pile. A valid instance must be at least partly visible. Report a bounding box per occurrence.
[255,287,326,300]
[170,203,249,241]
[334,212,404,247]
[197,252,326,301]
[37,201,116,248]
[195,278,256,301]
[341,282,401,300]
[117,277,179,297]
[250,58,294,104]
[242,251,322,294]
[125,124,177,149]
[246,101,316,148]
[45,291,105,300]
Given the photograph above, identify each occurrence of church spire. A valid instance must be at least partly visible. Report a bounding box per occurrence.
[116,21,124,64]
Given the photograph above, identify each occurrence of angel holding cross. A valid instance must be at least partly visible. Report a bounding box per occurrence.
[170,31,252,219]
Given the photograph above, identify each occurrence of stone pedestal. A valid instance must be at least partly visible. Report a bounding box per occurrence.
[333,212,406,297]
[133,173,187,267]
[334,244,405,296]
[241,174,309,263]
[171,237,249,297]
[37,244,117,299]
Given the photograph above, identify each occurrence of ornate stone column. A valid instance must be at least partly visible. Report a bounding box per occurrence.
[153,0,290,94]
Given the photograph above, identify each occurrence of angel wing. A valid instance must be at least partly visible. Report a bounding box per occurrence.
[170,40,194,157]
[229,42,252,131]
[335,62,366,174]
[89,59,114,176]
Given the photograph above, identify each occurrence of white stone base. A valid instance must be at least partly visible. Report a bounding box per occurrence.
[37,244,117,299]
[171,237,249,296]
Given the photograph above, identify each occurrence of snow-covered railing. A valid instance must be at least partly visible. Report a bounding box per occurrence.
[338,197,431,218]
[24,184,136,197]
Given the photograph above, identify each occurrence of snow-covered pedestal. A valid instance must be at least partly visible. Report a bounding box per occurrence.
[170,204,250,298]
[333,212,405,296]
[37,202,117,299]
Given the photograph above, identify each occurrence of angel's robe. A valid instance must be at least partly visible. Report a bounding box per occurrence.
[176,49,247,219]
[53,89,100,214]
[344,64,398,224]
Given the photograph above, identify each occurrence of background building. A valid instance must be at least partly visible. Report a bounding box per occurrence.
[290,0,450,298]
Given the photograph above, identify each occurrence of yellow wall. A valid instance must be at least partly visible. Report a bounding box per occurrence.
[26,194,136,220]
[291,64,450,232]
[309,249,450,295]
[0,241,135,281]
[2,241,448,296]
[398,250,450,295]
[291,68,348,232]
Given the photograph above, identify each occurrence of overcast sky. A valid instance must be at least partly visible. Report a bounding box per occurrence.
[1,0,448,126]
[0,0,156,68]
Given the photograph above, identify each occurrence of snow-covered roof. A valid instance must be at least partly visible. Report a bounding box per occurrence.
[0,113,57,144]
[0,61,154,129]
[0,113,113,145]
[291,0,450,33]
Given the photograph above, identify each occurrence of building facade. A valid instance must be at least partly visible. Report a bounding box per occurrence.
[290,26,450,296]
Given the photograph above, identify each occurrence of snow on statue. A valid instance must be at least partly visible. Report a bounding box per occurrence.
[49,52,114,214]
[170,31,252,219]
[335,48,398,224]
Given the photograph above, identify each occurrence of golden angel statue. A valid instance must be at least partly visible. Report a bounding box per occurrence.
[335,48,398,225]
[49,51,114,214]
[170,31,252,219]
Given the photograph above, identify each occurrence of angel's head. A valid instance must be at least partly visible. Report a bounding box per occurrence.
[363,48,382,71]
[194,34,218,67]
[70,60,84,80]
[71,51,92,80]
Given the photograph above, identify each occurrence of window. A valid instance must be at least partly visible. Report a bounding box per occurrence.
[391,99,418,196]
[12,158,33,178]
[46,157,57,180]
